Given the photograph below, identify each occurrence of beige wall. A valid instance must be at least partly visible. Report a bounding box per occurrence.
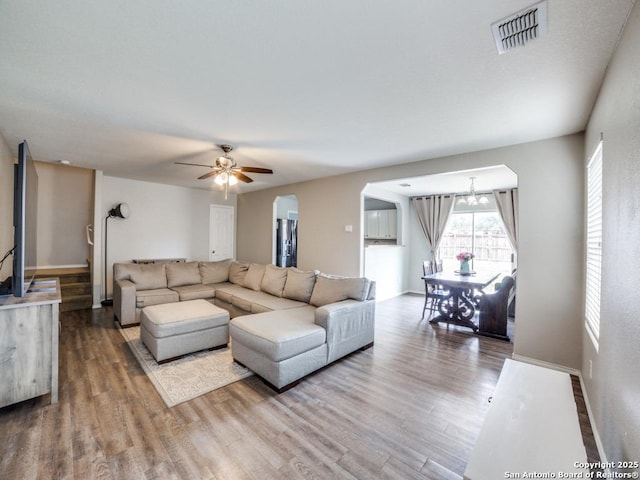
[0,134,14,280]
[238,133,585,370]
[238,179,365,275]
[583,0,640,466]
[35,161,93,268]
[0,141,94,277]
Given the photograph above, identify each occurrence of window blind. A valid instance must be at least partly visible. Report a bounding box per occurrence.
[585,141,603,348]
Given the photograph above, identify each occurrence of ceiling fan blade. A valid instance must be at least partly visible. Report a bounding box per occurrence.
[234,172,254,183]
[238,166,273,174]
[198,171,220,180]
[175,161,216,168]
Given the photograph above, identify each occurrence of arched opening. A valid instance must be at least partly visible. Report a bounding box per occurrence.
[360,186,406,301]
[362,165,518,340]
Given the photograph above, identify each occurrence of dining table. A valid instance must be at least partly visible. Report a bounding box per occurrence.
[422,270,500,332]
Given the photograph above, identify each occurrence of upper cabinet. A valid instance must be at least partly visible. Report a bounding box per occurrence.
[365,209,397,239]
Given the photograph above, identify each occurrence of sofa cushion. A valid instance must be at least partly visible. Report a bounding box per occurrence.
[250,296,308,313]
[230,306,324,362]
[230,294,254,312]
[214,284,251,304]
[309,274,369,307]
[243,264,266,291]
[229,261,250,285]
[136,288,180,308]
[199,259,232,284]
[261,264,288,297]
[117,263,167,290]
[166,261,200,288]
[170,284,216,301]
[225,288,308,313]
[283,268,317,303]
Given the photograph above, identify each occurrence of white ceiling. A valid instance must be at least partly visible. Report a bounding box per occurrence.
[0,1,634,195]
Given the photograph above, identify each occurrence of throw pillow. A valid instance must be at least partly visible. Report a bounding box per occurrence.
[309,273,369,307]
[261,264,288,297]
[126,263,167,290]
[283,268,317,303]
[166,261,200,288]
[243,264,266,291]
[199,259,232,284]
[229,261,250,285]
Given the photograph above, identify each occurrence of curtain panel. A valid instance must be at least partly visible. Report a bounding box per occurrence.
[493,188,519,253]
[411,195,455,263]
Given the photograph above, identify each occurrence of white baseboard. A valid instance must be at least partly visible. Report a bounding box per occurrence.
[512,354,608,466]
[511,354,581,376]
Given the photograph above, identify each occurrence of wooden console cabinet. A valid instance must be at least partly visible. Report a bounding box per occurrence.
[0,278,61,408]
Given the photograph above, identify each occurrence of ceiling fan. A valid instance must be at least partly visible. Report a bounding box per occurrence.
[175,144,273,199]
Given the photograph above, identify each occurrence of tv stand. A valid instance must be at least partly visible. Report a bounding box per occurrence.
[0,278,61,408]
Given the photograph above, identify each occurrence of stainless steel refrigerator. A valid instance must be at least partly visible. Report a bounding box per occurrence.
[276,219,297,267]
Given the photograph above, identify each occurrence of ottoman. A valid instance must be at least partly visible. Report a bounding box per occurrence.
[229,306,328,391]
[140,299,230,363]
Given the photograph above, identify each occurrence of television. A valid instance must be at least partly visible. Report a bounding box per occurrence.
[11,140,39,297]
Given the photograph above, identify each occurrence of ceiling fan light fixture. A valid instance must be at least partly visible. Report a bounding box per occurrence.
[175,143,273,199]
[214,172,227,185]
[217,156,234,168]
[214,171,238,186]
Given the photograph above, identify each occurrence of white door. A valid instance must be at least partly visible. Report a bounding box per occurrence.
[209,205,235,261]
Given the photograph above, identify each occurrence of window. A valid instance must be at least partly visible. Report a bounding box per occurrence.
[439,199,514,274]
[585,141,603,349]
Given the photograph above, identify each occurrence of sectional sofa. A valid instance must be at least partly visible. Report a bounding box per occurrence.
[113,260,376,391]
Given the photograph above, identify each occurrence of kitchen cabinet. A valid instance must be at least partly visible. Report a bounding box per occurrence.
[364,209,397,239]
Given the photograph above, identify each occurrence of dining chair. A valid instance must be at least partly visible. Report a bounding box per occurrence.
[476,275,515,340]
[507,268,517,317]
[421,260,450,320]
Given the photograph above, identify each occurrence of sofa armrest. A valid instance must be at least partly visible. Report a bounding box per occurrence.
[113,279,136,326]
[315,299,375,363]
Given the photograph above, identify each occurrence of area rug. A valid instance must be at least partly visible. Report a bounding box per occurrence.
[119,326,253,408]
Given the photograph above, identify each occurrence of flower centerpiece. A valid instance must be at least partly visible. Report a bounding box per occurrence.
[456,251,475,274]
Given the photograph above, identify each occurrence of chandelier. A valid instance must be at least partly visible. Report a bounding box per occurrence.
[457,177,489,206]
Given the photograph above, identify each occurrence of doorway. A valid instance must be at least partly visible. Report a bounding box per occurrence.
[273,195,298,267]
[363,165,518,339]
[209,205,235,261]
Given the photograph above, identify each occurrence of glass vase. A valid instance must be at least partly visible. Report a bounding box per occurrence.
[460,259,470,274]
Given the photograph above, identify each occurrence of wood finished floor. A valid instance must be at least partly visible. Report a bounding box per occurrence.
[0,294,514,480]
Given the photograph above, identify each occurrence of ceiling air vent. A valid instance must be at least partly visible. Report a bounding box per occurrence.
[491,0,548,54]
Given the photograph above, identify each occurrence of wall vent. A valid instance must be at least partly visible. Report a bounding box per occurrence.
[491,0,548,54]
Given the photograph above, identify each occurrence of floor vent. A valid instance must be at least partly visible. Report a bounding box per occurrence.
[491,0,548,54]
